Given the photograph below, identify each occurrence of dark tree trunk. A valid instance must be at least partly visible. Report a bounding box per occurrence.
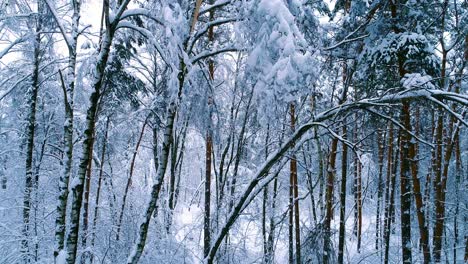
[203,4,215,257]
[22,17,42,262]
[337,124,348,264]
[384,127,399,264]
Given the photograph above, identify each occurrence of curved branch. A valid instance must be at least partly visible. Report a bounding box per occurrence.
[0,35,28,60]
[191,47,240,64]
[118,8,164,26]
[199,0,232,16]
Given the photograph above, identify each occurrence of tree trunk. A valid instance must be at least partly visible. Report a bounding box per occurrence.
[323,78,348,263]
[375,129,385,250]
[81,128,95,264]
[204,3,215,257]
[323,136,338,264]
[389,0,413,261]
[90,118,110,264]
[126,103,177,264]
[409,107,431,263]
[352,121,362,252]
[433,113,459,262]
[266,175,279,264]
[262,125,270,263]
[22,14,42,262]
[383,126,398,264]
[54,0,81,260]
[289,103,301,264]
[116,119,147,241]
[64,6,120,259]
[399,100,413,264]
[337,124,348,264]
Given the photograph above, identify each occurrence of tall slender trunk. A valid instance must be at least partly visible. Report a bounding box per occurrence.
[323,76,348,263]
[433,113,459,262]
[323,136,338,264]
[337,8,351,262]
[389,0,413,261]
[22,14,42,262]
[399,100,413,264]
[228,90,254,212]
[375,129,385,250]
[266,175,279,264]
[127,103,177,264]
[337,124,348,264]
[352,120,362,252]
[288,103,301,264]
[64,6,120,259]
[410,107,431,263]
[54,0,81,259]
[262,125,270,263]
[127,3,202,260]
[167,117,189,230]
[116,119,147,241]
[384,129,399,264]
[355,142,362,252]
[81,128,95,264]
[288,111,294,264]
[90,118,110,264]
[204,3,215,257]
[316,132,325,219]
[453,132,461,264]
[204,125,213,258]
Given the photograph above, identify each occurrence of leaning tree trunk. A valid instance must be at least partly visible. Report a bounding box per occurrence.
[22,15,42,262]
[116,119,147,241]
[64,12,118,261]
[126,1,205,260]
[126,103,177,264]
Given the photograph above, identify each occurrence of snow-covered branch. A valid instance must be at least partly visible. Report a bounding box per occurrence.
[0,35,28,60]
[191,47,240,64]
[199,0,232,16]
[119,8,164,26]
[110,0,132,27]
[42,0,73,49]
